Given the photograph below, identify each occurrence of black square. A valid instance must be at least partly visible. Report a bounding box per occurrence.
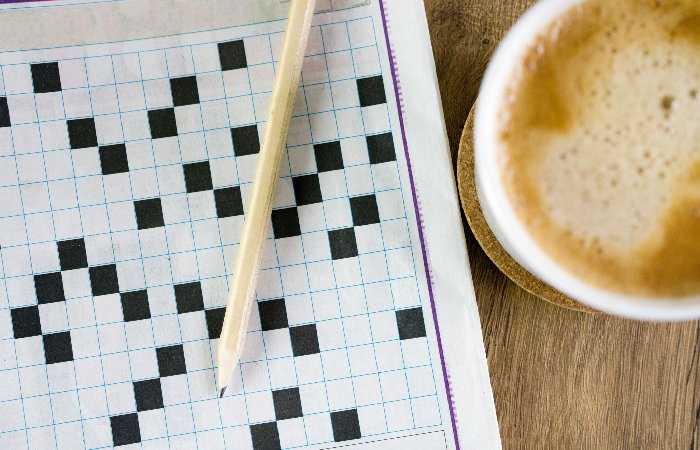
[121,290,151,322]
[0,97,10,128]
[156,344,187,377]
[331,409,361,442]
[313,141,344,172]
[31,62,62,94]
[231,125,260,156]
[89,264,120,297]
[205,307,226,339]
[258,299,288,331]
[133,378,164,412]
[271,207,301,239]
[357,75,386,107]
[289,324,320,357]
[57,238,88,271]
[214,187,243,218]
[292,175,322,206]
[328,228,358,260]
[170,76,200,107]
[11,306,42,339]
[34,272,66,304]
[350,195,380,226]
[110,413,141,447]
[218,40,248,71]
[272,388,303,420]
[148,108,178,139]
[250,422,281,450]
[174,282,204,314]
[99,144,129,176]
[396,307,427,340]
[134,198,164,230]
[43,332,74,364]
[183,161,213,193]
[67,118,98,149]
[367,133,396,164]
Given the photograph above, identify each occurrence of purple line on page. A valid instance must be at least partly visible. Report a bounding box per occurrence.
[377,0,462,448]
[2,0,463,445]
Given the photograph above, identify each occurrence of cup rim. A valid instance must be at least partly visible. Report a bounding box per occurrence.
[473,0,700,321]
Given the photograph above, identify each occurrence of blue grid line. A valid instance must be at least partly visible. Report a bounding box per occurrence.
[300,27,350,427]
[62,59,114,450]
[1,181,409,275]
[0,9,446,446]
[0,350,437,430]
[347,16,410,431]
[47,57,89,446]
[0,210,408,257]
[0,127,392,184]
[135,48,185,448]
[312,21,364,426]
[3,418,444,450]
[0,0,123,12]
[1,38,378,157]
[0,269,417,316]
[1,91,368,138]
[365,17,418,431]
[0,298,422,354]
[3,67,56,442]
[0,207,29,444]
[158,46,202,448]
[265,30,318,447]
[216,51,253,449]
[0,388,437,434]
[368,15,443,425]
[186,43,229,447]
[0,170,404,220]
[107,52,166,450]
[1,390,440,450]
[81,50,136,436]
[223,34,270,448]
[0,64,57,446]
[241,31,281,439]
[209,39,253,450]
[0,49,376,103]
[334,18,391,433]
[0,123,385,171]
[293,32,344,446]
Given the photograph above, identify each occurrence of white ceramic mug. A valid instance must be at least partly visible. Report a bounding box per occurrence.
[474,0,700,321]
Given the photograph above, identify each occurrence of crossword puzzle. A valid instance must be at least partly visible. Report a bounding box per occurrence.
[0,15,443,449]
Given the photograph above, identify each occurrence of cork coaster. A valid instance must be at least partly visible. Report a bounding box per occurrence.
[457,106,597,313]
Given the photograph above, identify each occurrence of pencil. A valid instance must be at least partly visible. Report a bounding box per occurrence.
[217,0,318,397]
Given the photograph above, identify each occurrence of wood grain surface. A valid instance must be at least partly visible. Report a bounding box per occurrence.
[422,0,700,448]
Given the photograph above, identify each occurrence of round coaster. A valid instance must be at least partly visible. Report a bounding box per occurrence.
[457,106,597,313]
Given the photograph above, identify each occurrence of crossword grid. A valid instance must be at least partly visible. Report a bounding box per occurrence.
[0,14,443,450]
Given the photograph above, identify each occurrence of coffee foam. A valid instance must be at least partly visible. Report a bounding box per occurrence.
[497,0,700,297]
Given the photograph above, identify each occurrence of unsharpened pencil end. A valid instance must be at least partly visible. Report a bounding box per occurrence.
[219,387,226,398]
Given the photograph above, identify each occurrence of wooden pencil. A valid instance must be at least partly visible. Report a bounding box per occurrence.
[217,0,318,397]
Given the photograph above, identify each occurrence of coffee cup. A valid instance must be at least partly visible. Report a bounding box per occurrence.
[474,0,700,320]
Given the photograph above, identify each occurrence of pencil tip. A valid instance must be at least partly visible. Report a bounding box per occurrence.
[219,387,226,398]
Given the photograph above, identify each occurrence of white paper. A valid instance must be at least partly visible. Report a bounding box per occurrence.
[0,0,500,448]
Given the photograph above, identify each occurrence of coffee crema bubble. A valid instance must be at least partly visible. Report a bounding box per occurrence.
[497,0,700,297]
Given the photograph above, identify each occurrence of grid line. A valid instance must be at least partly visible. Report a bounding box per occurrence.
[0,10,443,449]
[1,64,52,448]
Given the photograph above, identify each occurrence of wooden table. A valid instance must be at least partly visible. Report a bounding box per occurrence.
[422,0,700,448]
